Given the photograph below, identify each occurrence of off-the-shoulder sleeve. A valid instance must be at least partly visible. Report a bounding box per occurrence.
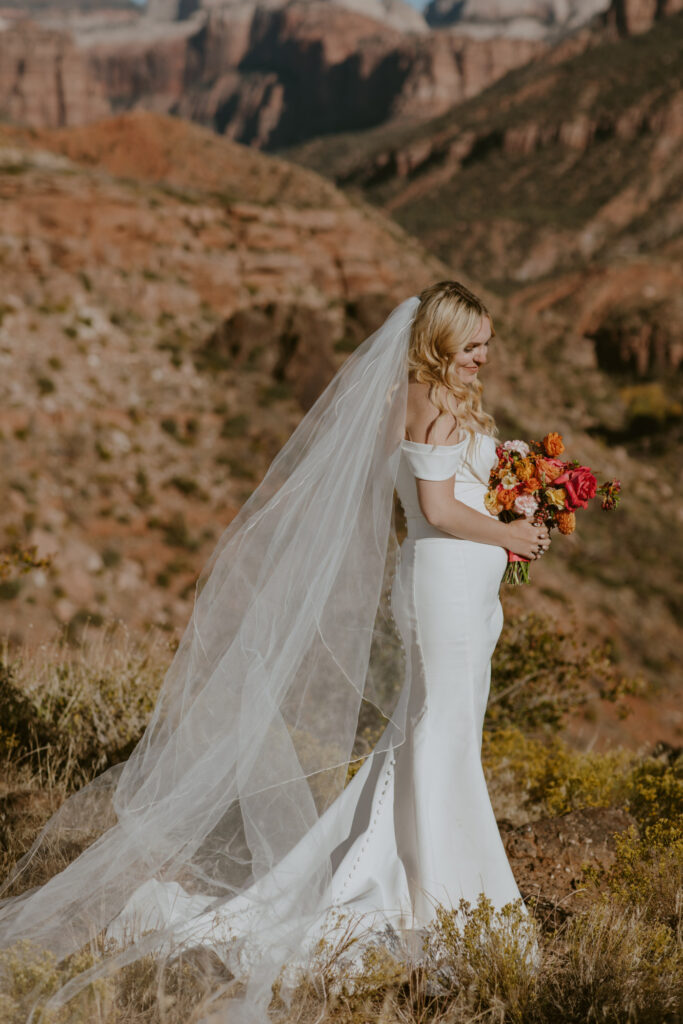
[401,446,463,481]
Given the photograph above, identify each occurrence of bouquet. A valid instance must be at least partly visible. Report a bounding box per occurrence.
[485,431,622,585]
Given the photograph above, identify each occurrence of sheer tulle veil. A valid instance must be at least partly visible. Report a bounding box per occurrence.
[0,295,425,1021]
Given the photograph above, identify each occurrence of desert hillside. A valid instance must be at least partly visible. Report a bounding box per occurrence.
[290,7,683,295]
[0,108,677,751]
[0,109,443,646]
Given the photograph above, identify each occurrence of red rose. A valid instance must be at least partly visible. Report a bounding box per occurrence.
[552,466,597,510]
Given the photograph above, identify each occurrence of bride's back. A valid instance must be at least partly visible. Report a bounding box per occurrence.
[405,379,466,446]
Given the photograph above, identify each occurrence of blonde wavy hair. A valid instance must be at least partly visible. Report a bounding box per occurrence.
[408,280,499,472]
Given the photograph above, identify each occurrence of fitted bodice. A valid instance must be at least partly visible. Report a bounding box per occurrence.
[395,432,498,540]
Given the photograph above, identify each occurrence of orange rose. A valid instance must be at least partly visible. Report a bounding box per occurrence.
[499,489,517,510]
[538,457,564,482]
[484,490,502,516]
[543,432,565,457]
[556,510,576,535]
[524,476,542,493]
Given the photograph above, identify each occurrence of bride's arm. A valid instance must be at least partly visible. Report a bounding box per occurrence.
[416,477,549,559]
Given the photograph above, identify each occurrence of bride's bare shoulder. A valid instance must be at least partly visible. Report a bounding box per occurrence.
[405,380,463,445]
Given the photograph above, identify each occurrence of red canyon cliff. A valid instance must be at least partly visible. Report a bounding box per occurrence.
[0,1,549,143]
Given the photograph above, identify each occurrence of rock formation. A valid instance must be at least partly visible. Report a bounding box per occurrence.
[0,1,546,145]
[8,0,681,146]
[603,0,683,34]
[0,18,110,128]
[292,7,683,297]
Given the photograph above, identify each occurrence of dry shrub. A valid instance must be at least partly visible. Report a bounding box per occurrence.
[420,896,538,1023]
[0,940,113,1024]
[0,939,239,1024]
[0,625,680,1022]
[488,610,641,736]
[276,898,539,1024]
[281,894,682,1024]
[0,622,171,790]
[598,822,683,933]
[0,622,172,893]
[542,901,682,1024]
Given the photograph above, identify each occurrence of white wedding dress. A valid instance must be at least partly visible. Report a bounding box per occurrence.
[107,431,523,977]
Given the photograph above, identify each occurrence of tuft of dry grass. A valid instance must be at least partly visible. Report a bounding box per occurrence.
[0,621,171,789]
[0,622,171,889]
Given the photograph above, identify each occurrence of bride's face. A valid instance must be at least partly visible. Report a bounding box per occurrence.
[451,315,491,383]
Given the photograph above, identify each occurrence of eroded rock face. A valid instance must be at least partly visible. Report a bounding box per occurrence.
[297,11,683,298]
[9,0,681,146]
[90,2,547,148]
[604,0,683,35]
[3,1,546,145]
[197,294,401,410]
[585,299,683,377]
[0,19,110,128]
[198,303,339,412]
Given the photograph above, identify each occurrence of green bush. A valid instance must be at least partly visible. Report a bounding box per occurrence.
[488,611,640,736]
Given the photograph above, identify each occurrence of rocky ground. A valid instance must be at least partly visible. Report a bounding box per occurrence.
[501,806,635,913]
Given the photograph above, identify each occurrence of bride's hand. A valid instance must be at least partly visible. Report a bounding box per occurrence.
[505,518,551,560]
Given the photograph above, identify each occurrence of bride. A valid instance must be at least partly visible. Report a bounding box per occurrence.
[0,280,549,1021]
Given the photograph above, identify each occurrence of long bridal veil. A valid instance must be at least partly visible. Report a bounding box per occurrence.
[0,295,424,1022]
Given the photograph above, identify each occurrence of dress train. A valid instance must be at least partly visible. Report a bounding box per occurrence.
[106,432,523,982]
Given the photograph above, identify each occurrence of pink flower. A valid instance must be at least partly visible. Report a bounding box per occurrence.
[513,493,538,518]
[502,439,530,457]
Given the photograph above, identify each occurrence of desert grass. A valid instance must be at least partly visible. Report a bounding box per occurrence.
[1,888,679,1023]
[0,621,171,888]
[0,620,680,1022]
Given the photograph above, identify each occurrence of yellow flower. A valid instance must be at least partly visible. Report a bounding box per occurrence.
[546,487,567,509]
[516,459,535,482]
[484,490,502,516]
